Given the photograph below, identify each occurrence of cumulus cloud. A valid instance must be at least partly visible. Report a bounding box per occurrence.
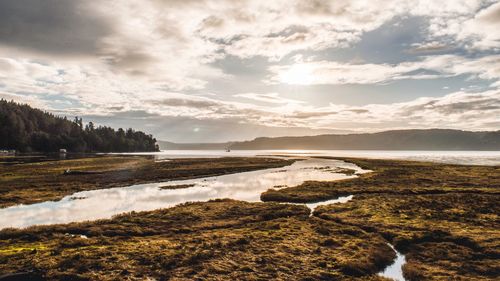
[0,0,226,91]
[0,0,496,90]
[458,1,500,49]
[197,0,403,60]
[4,57,496,134]
[194,0,498,60]
[229,90,496,131]
[268,55,500,85]
[234,93,304,104]
[97,89,500,133]
[272,90,500,131]
[0,0,498,140]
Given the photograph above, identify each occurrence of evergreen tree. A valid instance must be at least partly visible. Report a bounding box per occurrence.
[0,99,159,153]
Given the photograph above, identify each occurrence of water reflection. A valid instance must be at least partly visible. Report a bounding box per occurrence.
[0,158,365,229]
[379,243,407,281]
[306,195,353,216]
[123,150,500,166]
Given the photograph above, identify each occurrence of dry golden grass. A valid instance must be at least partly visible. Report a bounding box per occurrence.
[0,156,294,208]
[0,200,395,281]
[261,157,499,203]
[263,157,499,280]
[1,156,498,280]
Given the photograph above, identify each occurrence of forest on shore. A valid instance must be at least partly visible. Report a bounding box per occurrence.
[0,99,158,153]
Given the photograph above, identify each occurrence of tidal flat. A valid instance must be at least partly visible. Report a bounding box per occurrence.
[0,156,294,208]
[263,157,499,280]
[0,156,498,280]
[0,200,395,280]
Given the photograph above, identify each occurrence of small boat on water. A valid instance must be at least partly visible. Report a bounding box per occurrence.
[225,148,231,152]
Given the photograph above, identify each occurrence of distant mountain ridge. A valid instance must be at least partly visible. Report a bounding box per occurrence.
[160,129,500,151]
[158,141,229,150]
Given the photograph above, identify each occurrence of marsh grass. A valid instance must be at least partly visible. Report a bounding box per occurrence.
[0,156,294,208]
[261,157,499,203]
[291,158,500,281]
[0,200,395,280]
[1,157,498,280]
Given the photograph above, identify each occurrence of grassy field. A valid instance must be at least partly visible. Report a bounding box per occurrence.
[0,156,294,208]
[262,157,500,280]
[261,157,499,202]
[0,156,498,280]
[0,200,395,280]
[315,193,499,280]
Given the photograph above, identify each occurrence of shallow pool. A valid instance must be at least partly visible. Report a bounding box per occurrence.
[0,158,367,229]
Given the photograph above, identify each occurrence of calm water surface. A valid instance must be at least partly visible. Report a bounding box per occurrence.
[0,158,366,229]
[1,151,451,280]
[378,244,407,281]
[120,150,500,166]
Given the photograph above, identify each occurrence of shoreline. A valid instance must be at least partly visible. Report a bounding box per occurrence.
[0,156,295,208]
[0,156,498,280]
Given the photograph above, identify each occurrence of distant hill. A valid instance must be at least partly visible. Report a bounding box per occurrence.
[160,129,500,151]
[0,99,159,153]
[158,141,229,150]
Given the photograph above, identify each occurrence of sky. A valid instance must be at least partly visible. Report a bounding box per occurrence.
[0,0,499,142]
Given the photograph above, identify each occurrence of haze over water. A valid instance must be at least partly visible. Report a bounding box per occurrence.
[127,150,500,166]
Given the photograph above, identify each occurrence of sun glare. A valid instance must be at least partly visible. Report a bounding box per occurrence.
[279,64,314,85]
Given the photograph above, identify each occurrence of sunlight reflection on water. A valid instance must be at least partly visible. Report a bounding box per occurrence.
[0,158,366,229]
[119,150,500,166]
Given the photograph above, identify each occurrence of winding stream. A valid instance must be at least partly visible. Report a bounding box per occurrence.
[1,156,409,279]
[378,244,407,281]
[0,158,367,229]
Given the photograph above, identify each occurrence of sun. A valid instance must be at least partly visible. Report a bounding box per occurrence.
[279,63,314,85]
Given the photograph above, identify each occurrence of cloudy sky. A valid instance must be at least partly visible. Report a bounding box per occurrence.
[0,0,499,142]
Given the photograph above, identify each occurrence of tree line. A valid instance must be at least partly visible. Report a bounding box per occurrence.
[0,99,159,152]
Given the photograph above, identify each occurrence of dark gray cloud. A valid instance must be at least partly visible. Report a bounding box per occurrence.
[0,0,113,56]
[295,0,347,16]
[344,109,370,114]
[155,98,221,108]
[102,49,156,75]
[433,100,500,114]
[401,94,500,116]
[286,111,337,119]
